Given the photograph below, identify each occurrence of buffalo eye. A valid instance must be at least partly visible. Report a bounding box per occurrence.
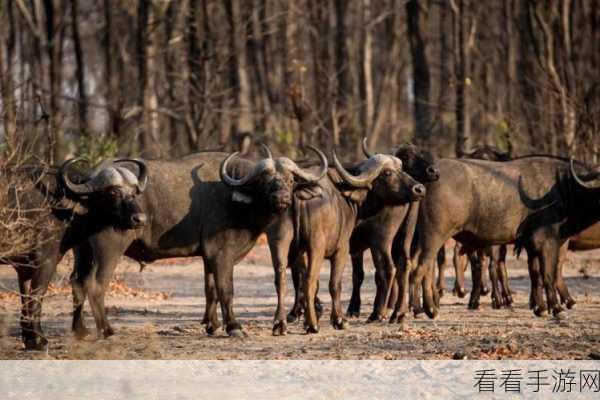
[108,188,122,199]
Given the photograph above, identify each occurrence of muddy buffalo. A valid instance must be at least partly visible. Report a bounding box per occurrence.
[71,148,327,338]
[1,158,148,349]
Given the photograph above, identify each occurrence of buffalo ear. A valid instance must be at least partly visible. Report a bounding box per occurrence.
[294,185,323,200]
[231,190,253,204]
[341,189,368,203]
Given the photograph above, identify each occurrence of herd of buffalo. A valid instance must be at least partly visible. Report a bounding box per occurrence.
[2,139,600,350]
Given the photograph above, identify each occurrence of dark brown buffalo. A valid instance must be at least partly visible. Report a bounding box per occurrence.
[438,145,514,310]
[346,141,439,321]
[393,155,600,321]
[267,147,426,334]
[71,148,328,338]
[1,158,148,349]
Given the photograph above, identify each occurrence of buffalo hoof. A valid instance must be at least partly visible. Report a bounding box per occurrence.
[366,312,384,323]
[481,286,490,296]
[103,326,115,339]
[388,312,398,324]
[346,304,360,318]
[437,288,445,299]
[491,297,503,310]
[272,321,287,336]
[565,298,576,310]
[305,324,319,334]
[503,295,514,307]
[453,287,467,298]
[287,309,302,323]
[554,311,568,321]
[205,321,221,336]
[73,326,90,340]
[23,336,48,351]
[468,300,480,310]
[424,306,438,319]
[332,318,348,330]
[533,306,548,317]
[228,329,246,338]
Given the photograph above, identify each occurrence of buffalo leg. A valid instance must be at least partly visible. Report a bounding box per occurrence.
[329,250,349,330]
[267,226,293,336]
[209,256,243,337]
[15,267,38,350]
[71,243,93,339]
[391,255,411,322]
[202,267,221,335]
[25,254,58,350]
[368,250,386,322]
[527,253,546,316]
[467,252,483,310]
[479,255,490,296]
[539,242,564,317]
[487,250,503,309]
[87,256,119,339]
[369,249,395,322]
[346,252,365,318]
[422,257,438,318]
[497,245,513,307]
[452,244,467,298]
[436,246,447,298]
[556,242,576,309]
[288,256,304,322]
[304,249,324,334]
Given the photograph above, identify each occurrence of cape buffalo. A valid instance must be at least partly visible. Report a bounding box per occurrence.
[441,145,513,310]
[1,158,148,349]
[71,147,328,338]
[267,145,426,334]
[394,155,600,321]
[345,141,439,321]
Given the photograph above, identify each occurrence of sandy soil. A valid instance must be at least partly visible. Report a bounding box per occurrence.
[1,243,599,360]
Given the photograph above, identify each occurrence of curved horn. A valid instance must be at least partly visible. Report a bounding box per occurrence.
[260,143,273,159]
[332,151,384,189]
[220,152,265,187]
[571,159,600,190]
[114,158,149,192]
[60,157,94,195]
[362,137,374,158]
[289,145,328,183]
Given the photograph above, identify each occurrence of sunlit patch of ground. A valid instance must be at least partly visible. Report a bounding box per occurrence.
[1,244,599,360]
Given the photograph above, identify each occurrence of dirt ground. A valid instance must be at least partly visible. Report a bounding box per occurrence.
[1,242,599,360]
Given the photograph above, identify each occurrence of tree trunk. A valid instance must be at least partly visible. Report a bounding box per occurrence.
[451,0,473,156]
[360,0,375,143]
[43,0,65,163]
[406,0,433,146]
[70,0,87,134]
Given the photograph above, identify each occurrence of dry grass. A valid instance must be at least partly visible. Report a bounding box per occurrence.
[0,158,61,262]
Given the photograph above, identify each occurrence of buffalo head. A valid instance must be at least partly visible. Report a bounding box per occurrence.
[334,140,426,204]
[220,144,328,213]
[388,141,439,183]
[61,157,149,229]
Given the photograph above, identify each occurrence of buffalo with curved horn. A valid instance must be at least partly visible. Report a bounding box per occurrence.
[71,146,328,338]
[393,154,600,322]
[345,139,440,321]
[267,140,426,334]
[1,157,148,349]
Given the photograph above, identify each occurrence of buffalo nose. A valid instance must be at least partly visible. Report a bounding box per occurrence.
[412,184,426,197]
[426,166,440,179]
[131,213,148,227]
